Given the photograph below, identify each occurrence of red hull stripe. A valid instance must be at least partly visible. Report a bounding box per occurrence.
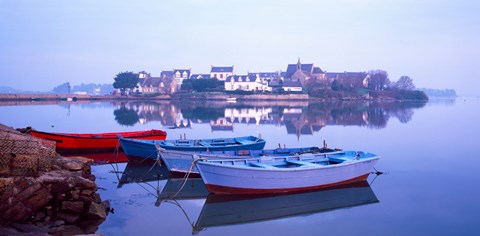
[205,173,370,195]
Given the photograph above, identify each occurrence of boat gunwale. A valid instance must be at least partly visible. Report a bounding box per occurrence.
[196,155,381,172]
[30,129,166,140]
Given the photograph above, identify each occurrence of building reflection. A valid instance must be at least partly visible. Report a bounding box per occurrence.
[112,100,427,138]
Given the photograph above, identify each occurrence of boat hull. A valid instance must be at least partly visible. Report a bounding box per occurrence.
[159,147,339,175]
[28,129,167,153]
[196,157,380,194]
[120,136,266,159]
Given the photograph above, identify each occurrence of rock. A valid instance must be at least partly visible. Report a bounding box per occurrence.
[84,202,107,219]
[13,181,42,202]
[33,211,46,222]
[63,161,84,171]
[56,211,80,224]
[81,189,94,196]
[74,176,97,190]
[61,201,84,213]
[23,185,53,212]
[49,224,86,235]
[8,222,50,234]
[71,189,80,200]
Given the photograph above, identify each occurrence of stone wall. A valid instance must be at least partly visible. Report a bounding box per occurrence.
[0,124,109,235]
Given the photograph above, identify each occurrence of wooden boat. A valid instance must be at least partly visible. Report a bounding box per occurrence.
[195,151,380,194]
[158,146,339,176]
[193,181,378,233]
[21,127,167,153]
[63,151,130,164]
[119,135,266,159]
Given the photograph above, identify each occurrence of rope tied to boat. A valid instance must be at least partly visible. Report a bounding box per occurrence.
[168,155,208,200]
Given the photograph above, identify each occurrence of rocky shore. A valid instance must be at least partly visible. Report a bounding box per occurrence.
[0,124,109,235]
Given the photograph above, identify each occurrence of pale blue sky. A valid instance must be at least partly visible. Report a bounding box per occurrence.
[1,0,479,95]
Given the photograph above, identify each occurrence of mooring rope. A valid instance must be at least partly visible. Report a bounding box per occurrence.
[168,156,208,200]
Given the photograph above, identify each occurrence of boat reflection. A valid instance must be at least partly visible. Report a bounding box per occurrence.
[192,181,379,234]
[116,160,208,201]
[116,160,380,235]
[117,159,170,188]
[62,150,130,164]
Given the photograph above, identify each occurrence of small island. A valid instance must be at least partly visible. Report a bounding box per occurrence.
[1,58,429,102]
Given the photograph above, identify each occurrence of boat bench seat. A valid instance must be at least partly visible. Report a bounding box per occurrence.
[328,157,348,163]
[198,141,211,147]
[237,140,255,145]
[249,162,277,169]
[286,160,319,167]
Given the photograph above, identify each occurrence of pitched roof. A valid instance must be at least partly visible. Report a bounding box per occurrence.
[283,80,303,87]
[173,69,191,78]
[313,67,324,74]
[247,72,278,78]
[225,75,252,82]
[211,66,234,73]
[189,74,211,79]
[325,72,368,79]
[161,71,174,78]
[284,63,314,79]
[143,77,162,87]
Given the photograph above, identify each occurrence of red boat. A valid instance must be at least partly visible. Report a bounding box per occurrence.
[21,127,167,153]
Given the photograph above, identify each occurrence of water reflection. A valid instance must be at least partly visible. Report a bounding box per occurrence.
[192,181,378,234]
[116,160,380,235]
[112,100,427,137]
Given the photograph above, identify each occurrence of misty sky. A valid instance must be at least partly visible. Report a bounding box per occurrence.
[1,0,479,95]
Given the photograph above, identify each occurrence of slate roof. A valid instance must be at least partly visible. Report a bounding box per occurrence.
[211,66,234,73]
[282,80,303,87]
[313,67,324,74]
[225,75,255,82]
[173,69,191,78]
[325,72,368,79]
[160,71,174,78]
[247,72,278,78]
[143,77,163,87]
[189,74,211,79]
[284,63,314,79]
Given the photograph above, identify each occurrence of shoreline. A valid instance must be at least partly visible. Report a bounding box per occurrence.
[0,93,429,102]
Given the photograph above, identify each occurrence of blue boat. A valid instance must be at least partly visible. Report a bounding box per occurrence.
[119,135,266,159]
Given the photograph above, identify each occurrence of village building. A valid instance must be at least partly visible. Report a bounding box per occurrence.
[325,72,369,88]
[224,74,271,92]
[173,69,191,88]
[210,66,234,81]
[189,74,211,79]
[138,71,177,95]
[283,58,324,87]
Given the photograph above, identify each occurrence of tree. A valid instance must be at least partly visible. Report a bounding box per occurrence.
[367,70,390,91]
[113,71,139,95]
[113,106,139,126]
[52,82,71,94]
[395,76,415,90]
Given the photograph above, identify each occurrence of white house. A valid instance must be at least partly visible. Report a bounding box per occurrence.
[173,69,191,88]
[210,66,234,81]
[224,74,271,92]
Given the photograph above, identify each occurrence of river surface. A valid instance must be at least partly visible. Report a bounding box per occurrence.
[0,98,479,236]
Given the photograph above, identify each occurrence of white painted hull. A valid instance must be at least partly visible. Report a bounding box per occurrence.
[196,157,380,194]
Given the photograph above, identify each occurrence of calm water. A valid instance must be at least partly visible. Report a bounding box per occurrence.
[1,98,479,236]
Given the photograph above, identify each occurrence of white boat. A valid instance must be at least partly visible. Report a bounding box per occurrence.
[157,146,340,176]
[195,151,380,194]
